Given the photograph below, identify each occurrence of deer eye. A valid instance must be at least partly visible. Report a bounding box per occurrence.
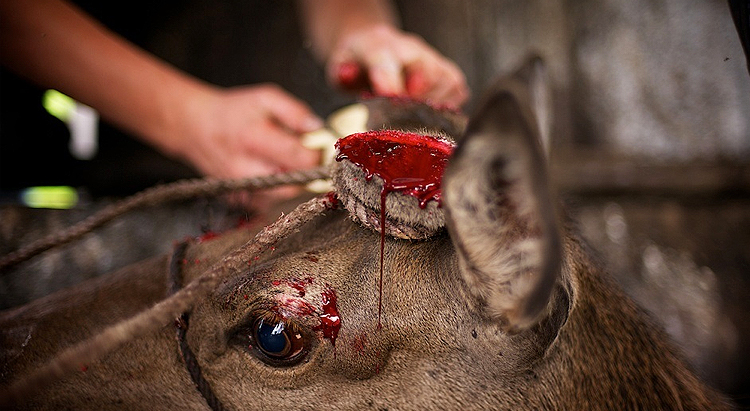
[241,315,309,366]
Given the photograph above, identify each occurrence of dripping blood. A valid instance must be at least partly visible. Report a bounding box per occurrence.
[379,193,385,330]
[314,288,341,347]
[335,130,453,208]
[335,130,454,328]
[272,279,341,348]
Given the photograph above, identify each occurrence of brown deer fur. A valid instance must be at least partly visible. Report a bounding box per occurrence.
[0,58,732,410]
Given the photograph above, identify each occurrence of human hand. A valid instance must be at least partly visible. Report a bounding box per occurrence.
[175,83,322,180]
[163,83,323,206]
[326,25,469,109]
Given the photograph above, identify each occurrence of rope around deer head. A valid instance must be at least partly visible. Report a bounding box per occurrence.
[0,129,455,405]
[0,167,334,406]
[0,166,330,272]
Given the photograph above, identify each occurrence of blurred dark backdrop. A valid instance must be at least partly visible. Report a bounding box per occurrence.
[1,0,748,405]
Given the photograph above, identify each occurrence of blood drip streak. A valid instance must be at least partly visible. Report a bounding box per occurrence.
[379,193,386,330]
[314,288,341,347]
[272,280,341,347]
[335,130,454,328]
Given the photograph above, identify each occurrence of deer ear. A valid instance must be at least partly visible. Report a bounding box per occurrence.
[443,61,561,332]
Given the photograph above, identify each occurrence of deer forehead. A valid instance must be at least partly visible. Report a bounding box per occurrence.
[182,213,463,325]
[176,217,518,388]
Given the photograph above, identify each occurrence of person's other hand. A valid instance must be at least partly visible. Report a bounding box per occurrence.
[176,83,322,180]
[327,25,469,109]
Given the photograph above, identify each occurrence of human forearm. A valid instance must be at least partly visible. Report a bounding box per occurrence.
[0,0,211,157]
[298,0,398,62]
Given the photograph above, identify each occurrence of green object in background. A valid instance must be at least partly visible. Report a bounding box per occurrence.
[42,89,76,122]
[21,186,78,209]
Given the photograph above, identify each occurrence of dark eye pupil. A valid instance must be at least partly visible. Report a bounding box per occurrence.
[256,320,290,357]
[246,316,307,365]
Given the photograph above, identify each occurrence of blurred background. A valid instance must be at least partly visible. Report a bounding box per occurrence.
[1,0,748,405]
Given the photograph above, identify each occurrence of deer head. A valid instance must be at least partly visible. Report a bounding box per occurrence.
[0,57,729,410]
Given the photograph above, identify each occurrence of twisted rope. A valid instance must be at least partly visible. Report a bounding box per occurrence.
[170,241,229,411]
[177,311,228,411]
[0,166,330,272]
[0,194,333,407]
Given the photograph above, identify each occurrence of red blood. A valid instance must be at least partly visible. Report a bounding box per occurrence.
[272,277,314,297]
[197,231,220,243]
[288,277,313,297]
[335,130,454,209]
[314,288,341,347]
[273,296,317,318]
[336,61,365,90]
[324,191,341,210]
[378,198,386,330]
[335,130,454,328]
[272,280,341,348]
